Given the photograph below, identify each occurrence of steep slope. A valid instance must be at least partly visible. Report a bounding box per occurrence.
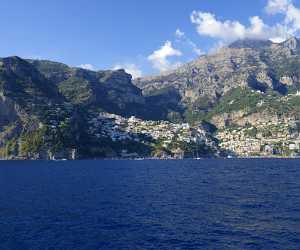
[0,57,84,159]
[0,57,148,159]
[29,60,146,116]
[29,59,184,120]
[0,56,65,131]
[0,57,219,159]
[134,37,300,157]
[135,37,300,121]
[0,57,62,106]
[1,37,300,159]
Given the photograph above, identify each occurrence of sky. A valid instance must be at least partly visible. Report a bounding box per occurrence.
[1,0,300,77]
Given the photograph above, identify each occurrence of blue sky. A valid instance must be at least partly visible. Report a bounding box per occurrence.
[1,0,300,77]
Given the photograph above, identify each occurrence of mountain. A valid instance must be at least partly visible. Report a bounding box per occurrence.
[27,59,184,121]
[135,37,300,118]
[135,37,300,157]
[27,59,147,115]
[1,37,300,159]
[0,57,221,159]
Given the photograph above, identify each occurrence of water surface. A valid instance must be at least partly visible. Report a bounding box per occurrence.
[1,159,300,249]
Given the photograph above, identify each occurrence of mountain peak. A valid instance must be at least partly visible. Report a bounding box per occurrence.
[228,39,272,49]
[280,36,300,50]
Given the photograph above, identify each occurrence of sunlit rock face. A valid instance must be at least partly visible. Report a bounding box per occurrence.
[135,37,300,108]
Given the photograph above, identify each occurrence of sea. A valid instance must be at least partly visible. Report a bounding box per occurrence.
[0,159,300,250]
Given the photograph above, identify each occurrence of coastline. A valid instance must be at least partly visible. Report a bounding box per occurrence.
[1,156,300,161]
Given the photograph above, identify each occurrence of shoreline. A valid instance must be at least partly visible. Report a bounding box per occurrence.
[1,157,300,161]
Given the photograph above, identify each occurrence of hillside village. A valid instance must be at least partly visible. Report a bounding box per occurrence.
[214,91,300,157]
[217,119,300,157]
[1,36,300,159]
[86,111,221,158]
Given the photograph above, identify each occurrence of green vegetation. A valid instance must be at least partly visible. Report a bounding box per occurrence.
[20,128,46,157]
[59,77,93,105]
[0,138,18,159]
[273,58,300,79]
[257,93,300,116]
[184,109,208,125]
[193,95,213,111]
[244,127,258,138]
[146,86,175,97]
[81,137,154,159]
[210,87,262,116]
[1,48,300,159]
[183,87,264,124]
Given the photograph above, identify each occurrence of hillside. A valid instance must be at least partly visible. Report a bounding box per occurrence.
[0,57,221,159]
[135,37,300,122]
[0,37,300,159]
[134,37,300,157]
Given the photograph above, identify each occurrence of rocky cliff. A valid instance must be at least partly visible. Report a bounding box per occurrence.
[134,37,300,157]
[0,57,220,159]
[1,37,300,159]
[134,37,300,121]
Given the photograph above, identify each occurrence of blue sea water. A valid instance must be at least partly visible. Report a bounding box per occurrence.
[0,159,300,250]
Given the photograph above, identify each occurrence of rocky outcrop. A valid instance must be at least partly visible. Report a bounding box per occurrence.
[211,110,280,129]
[0,93,19,127]
[0,38,300,159]
[134,37,300,110]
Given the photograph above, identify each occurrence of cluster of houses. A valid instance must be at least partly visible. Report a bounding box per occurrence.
[87,112,212,156]
[217,119,300,157]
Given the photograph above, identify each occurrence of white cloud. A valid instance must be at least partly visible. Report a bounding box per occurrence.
[175,29,203,56]
[113,63,142,79]
[266,0,300,34]
[148,41,183,72]
[175,29,185,38]
[191,11,287,42]
[78,64,96,71]
[191,11,245,41]
[266,0,291,14]
[286,5,300,33]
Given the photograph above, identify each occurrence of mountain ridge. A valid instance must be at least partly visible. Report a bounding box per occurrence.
[134,37,300,114]
[0,36,300,159]
[133,37,300,157]
[0,56,223,159]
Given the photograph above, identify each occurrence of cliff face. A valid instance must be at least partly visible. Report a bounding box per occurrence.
[1,37,300,159]
[0,56,220,159]
[0,57,152,159]
[28,60,146,116]
[134,37,300,113]
[0,93,18,127]
[133,38,300,157]
[28,60,181,121]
